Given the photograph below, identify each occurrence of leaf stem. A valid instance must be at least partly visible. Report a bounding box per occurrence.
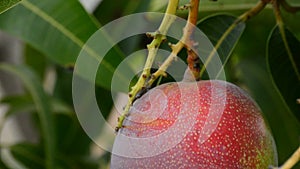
[272,0,300,81]
[270,146,300,169]
[281,146,300,169]
[147,0,201,85]
[200,0,268,78]
[116,0,179,132]
[279,0,300,13]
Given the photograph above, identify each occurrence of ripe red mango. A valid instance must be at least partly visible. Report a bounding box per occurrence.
[111,80,277,169]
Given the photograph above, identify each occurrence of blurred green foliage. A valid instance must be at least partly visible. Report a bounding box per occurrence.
[0,0,299,168]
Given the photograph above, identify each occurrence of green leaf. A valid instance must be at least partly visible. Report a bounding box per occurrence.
[54,114,91,156]
[51,98,73,115]
[95,86,114,119]
[0,0,128,90]
[236,59,300,165]
[24,45,47,79]
[8,141,100,169]
[1,94,34,116]
[93,0,150,56]
[53,114,100,169]
[53,66,74,105]
[94,0,150,25]
[198,0,261,12]
[1,94,73,117]
[0,64,55,169]
[197,14,245,78]
[0,158,10,169]
[149,0,276,13]
[9,142,45,169]
[0,0,21,14]
[147,0,168,12]
[0,0,97,65]
[267,26,300,122]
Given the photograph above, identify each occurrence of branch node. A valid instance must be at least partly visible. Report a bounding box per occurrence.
[146,32,155,38]
[146,30,163,39]
[142,74,147,78]
[178,3,191,10]
[168,42,175,49]
[151,74,156,80]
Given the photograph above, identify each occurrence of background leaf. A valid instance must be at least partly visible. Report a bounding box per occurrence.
[0,0,98,65]
[1,94,36,117]
[197,14,245,78]
[1,94,72,117]
[93,0,150,56]
[0,0,21,14]
[227,10,300,166]
[267,26,300,122]
[0,159,10,169]
[0,0,128,90]
[24,45,48,79]
[0,64,55,169]
[8,140,100,169]
[236,59,300,167]
[9,142,45,169]
[149,0,288,13]
[93,0,151,25]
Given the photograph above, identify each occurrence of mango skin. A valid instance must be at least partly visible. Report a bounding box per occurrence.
[111,80,277,169]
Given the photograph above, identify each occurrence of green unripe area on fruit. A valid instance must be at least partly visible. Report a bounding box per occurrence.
[111,80,277,169]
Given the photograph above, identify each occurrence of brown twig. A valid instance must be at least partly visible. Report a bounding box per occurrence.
[185,0,201,81]
[279,0,300,13]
